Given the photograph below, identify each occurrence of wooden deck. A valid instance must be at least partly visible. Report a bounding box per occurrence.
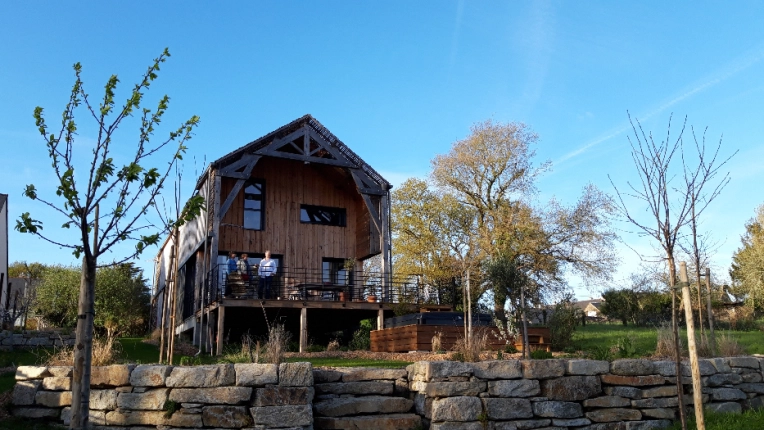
[370,324,507,352]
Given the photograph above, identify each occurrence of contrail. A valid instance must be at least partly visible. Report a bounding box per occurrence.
[557,44,764,165]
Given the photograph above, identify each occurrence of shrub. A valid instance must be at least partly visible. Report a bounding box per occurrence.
[549,295,582,351]
[326,339,340,352]
[530,349,553,359]
[451,330,489,362]
[45,335,121,366]
[431,331,443,353]
[264,324,291,365]
[306,344,326,353]
[349,319,374,350]
[587,345,613,361]
[654,322,685,358]
[614,335,638,358]
[717,331,746,356]
[504,343,519,354]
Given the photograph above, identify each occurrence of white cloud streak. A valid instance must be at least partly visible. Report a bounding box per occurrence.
[557,44,764,165]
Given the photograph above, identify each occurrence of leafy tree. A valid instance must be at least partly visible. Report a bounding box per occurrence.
[391,178,473,304]
[427,119,617,328]
[15,49,202,429]
[600,288,638,325]
[94,263,150,337]
[34,263,150,335]
[8,261,46,279]
[730,205,764,310]
[34,265,81,327]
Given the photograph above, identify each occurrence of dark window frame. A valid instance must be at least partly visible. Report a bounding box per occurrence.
[243,179,265,230]
[300,204,346,227]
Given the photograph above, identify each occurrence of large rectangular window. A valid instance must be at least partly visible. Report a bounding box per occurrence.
[322,258,352,285]
[300,204,346,226]
[243,180,265,230]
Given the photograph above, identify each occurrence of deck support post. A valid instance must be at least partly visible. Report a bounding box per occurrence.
[377,309,384,330]
[216,306,225,356]
[300,307,308,353]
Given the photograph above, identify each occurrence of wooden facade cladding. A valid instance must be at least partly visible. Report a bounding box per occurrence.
[218,157,373,268]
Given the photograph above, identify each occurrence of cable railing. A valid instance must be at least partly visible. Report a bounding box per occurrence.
[200,264,455,308]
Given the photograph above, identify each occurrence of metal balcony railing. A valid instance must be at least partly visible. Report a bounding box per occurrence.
[199,264,455,308]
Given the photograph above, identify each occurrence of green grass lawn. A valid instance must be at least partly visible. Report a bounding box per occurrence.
[573,323,764,358]
[669,409,764,430]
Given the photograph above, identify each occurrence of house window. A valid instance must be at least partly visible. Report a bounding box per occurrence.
[300,205,346,226]
[243,180,265,230]
[322,258,351,285]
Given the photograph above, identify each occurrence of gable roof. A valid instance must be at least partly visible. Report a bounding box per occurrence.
[574,299,604,311]
[206,115,391,192]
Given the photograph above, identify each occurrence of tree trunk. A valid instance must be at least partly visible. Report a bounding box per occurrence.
[705,268,716,356]
[70,254,96,429]
[466,270,472,350]
[667,256,687,430]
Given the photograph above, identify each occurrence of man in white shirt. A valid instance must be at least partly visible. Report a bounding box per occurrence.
[258,250,277,299]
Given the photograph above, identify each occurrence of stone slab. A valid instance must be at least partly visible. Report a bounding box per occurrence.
[315,413,422,430]
[234,363,278,386]
[166,364,235,387]
[169,386,252,404]
[313,395,414,417]
[249,404,313,427]
[130,365,172,387]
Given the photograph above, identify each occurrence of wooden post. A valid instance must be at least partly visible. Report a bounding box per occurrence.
[705,268,716,356]
[377,308,384,330]
[216,305,225,356]
[466,270,472,348]
[680,262,706,430]
[299,307,308,353]
[380,192,391,301]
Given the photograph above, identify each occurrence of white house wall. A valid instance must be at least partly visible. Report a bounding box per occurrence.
[0,194,8,312]
[176,177,209,269]
[153,235,174,328]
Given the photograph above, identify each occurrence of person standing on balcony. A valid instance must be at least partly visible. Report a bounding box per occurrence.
[227,252,238,274]
[258,250,277,299]
[239,253,252,281]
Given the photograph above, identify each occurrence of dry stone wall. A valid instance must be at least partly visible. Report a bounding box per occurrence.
[0,329,75,350]
[408,357,764,430]
[11,357,764,429]
[13,362,315,429]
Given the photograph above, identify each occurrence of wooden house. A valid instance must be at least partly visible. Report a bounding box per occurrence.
[153,115,450,354]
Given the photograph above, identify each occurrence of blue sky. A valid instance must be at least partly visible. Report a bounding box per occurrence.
[2,2,762,299]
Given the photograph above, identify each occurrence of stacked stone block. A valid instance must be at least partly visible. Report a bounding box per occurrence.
[312,367,421,429]
[0,329,75,350]
[408,357,764,430]
[11,357,764,429]
[12,362,314,429]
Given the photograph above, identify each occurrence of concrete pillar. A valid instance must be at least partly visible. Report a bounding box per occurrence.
[377,308,385,330]
[300,307,308,353]
[216,306,225,356]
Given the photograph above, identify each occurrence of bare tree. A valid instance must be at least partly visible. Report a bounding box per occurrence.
[610,113,734,430]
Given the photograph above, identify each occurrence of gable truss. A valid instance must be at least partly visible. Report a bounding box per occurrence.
[256,125,357,169]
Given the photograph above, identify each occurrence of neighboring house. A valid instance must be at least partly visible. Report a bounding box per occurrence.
[575,298,605,319]
[0,193,8,325]
[153,115,451,354]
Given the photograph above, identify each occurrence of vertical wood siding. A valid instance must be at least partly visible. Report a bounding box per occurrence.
[219,157,376,270]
